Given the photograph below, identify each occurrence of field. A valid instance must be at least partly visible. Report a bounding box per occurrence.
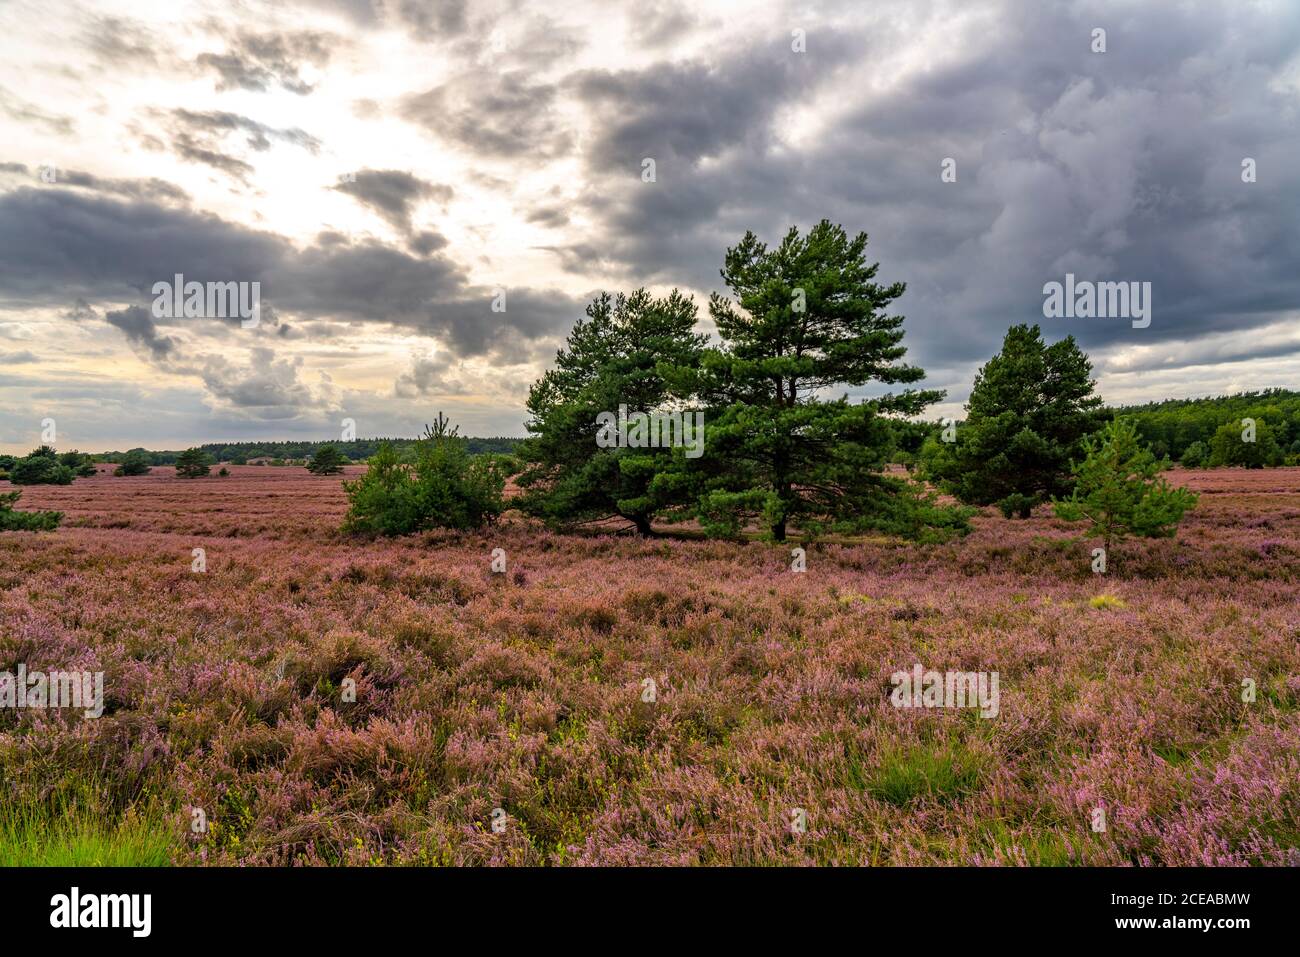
[1,465,1297,866]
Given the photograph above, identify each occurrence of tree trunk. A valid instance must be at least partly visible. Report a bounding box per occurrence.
[632,514,653,537]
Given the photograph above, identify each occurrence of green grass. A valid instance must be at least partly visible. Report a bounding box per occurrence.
[862,740,986,807]
[0,791,176,866]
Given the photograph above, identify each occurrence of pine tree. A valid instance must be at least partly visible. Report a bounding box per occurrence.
[114,449,152,476]
[307,443,348,475]
[516,289,706,536]
[10,446,76,485]
[696,220,964,541]
[175,447,212,479]
[1053,418,1198,550]
[922,324,1106,517]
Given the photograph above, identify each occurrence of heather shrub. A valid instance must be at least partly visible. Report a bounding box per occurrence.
[344,414,506,535]
[0,491,63,531]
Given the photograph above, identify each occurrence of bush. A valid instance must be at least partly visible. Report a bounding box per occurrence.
[10,447,75,485]
[0,491,62,531]
[1208,418,1284,468]
[1179,440,1209,469]
[343,415,506,535]
[59,451,98,477]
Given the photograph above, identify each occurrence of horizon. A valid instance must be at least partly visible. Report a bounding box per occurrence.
[6,382,1299,456]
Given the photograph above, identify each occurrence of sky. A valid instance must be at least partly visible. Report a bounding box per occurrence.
[0,0,1298,453]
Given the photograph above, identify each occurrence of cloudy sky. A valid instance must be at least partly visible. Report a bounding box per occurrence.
[1,0,1298,453]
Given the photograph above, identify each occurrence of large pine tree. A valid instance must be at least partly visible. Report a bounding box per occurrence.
[516,289,706,535]
[695,220,961,541]
[922,323,1106,517]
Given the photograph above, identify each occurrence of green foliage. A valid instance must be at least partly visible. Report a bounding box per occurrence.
[0,490,63,531]
[1119,387,1299,463]
[174,447,212,478]
[344,414,506,535]
[9,446,75,485]
[307,443,348,475]
[59,450,98,477]
[921,324,1106,517]
[693,220,967,542]
[113,448,152,476]
[1179,440,1209,468]
[1207,418,1284,468]
[1053,418,1198,549]
[516,288,707,535]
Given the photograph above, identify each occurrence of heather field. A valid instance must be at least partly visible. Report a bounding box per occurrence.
[1,465,1297,866]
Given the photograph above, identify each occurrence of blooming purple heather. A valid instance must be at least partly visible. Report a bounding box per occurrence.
[0,464,1296,865]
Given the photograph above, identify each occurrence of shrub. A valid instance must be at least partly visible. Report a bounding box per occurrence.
[1208,418,1284,468]
[10,447,75,485]
[0,491,62,531]
[59,451,98,477]
[1179,440,1209,469]
[343,414,506,535]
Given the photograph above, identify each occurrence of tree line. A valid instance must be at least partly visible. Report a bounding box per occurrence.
[342,221,1199,550]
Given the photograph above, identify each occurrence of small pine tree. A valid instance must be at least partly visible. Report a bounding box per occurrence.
[114,449,152,476]
[0,491,63,531]
[1053,418,1198,551]
[307,443,348,475]
[343,413,506,535]
[175,447,212,479]
[10,447,75,485]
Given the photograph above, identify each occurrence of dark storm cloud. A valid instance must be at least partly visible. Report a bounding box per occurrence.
[554,0,1300,388]
[102,305,178,360]
[401,72,572,158]
[0,186,581,359]
[195,29,337,95]
[43,168,189,203]
[333,169,453,233]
